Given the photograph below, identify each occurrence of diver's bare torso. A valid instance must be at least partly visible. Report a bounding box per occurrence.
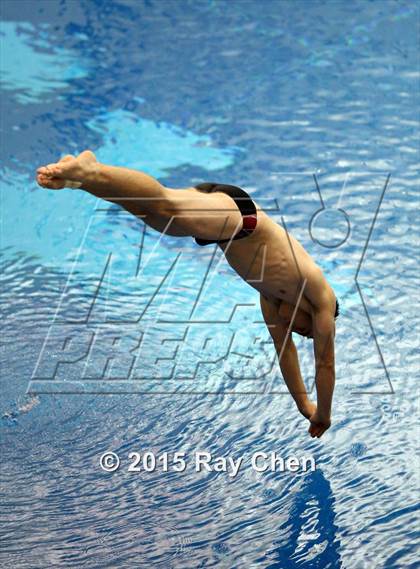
[152,185,329,314]
[216,201,332,314]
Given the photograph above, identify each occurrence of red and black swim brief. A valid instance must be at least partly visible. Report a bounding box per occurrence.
[193,183,258,246]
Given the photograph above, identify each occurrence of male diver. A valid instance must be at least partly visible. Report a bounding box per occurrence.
[36,150,339,438]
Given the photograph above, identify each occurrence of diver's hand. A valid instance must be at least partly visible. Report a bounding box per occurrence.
[308,410,331,438]
[298,400,317,421]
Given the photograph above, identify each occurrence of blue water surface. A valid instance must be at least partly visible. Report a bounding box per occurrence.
[1,1,419,568]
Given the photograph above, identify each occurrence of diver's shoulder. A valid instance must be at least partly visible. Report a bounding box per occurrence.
[305,265,335,305]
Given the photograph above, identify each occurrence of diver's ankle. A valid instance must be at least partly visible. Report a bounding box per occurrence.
[83,160,102,186]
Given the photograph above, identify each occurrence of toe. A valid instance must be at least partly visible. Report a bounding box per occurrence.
[45,164,63,178]
[37,173,64,189]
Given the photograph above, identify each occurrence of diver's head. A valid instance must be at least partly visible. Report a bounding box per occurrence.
[278,300,313,338]
[278,298,339,339]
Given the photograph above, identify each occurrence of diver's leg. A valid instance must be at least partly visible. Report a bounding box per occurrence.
[37,151,243,240]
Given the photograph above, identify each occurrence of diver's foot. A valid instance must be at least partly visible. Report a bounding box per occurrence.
[36,150,98,190]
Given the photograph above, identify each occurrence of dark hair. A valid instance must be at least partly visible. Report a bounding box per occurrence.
[334,299,340,319]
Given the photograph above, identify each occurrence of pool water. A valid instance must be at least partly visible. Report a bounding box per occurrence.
[1,1,419,567]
